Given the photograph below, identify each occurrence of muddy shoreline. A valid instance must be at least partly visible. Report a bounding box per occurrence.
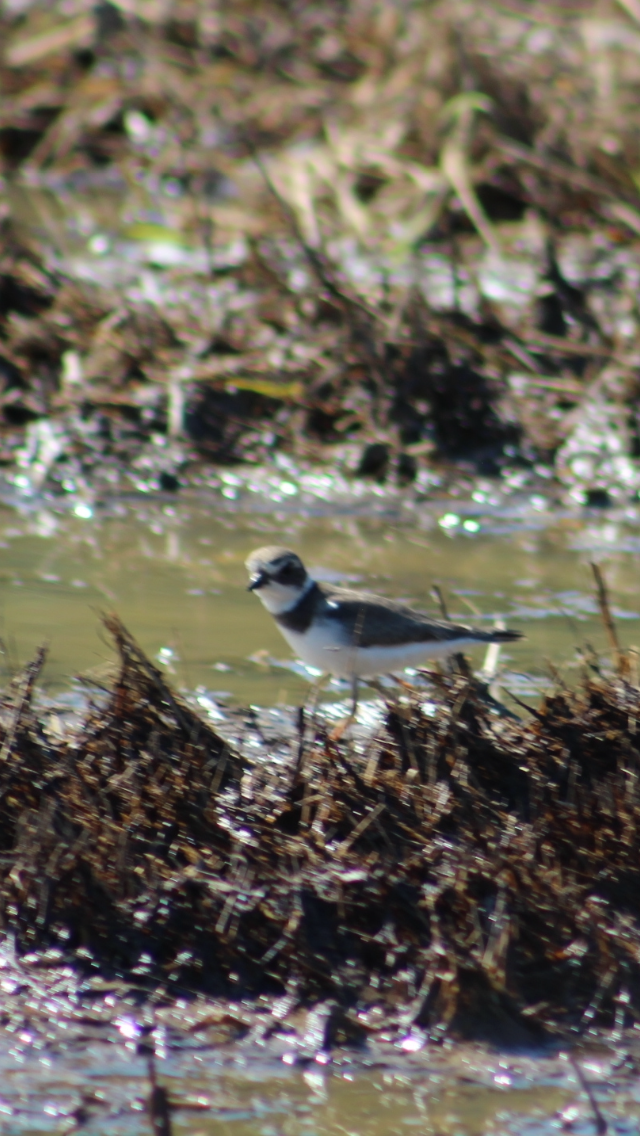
[0,598,638,1130]
[0,598,636,1047]
[2,2,640,510]
[0,506,637,1132]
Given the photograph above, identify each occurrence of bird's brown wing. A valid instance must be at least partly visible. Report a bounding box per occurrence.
[320,586,484,649]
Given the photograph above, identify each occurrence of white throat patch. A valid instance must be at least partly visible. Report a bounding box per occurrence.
[255,573,313,615]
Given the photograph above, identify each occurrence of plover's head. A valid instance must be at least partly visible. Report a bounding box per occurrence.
[245,546,310,614]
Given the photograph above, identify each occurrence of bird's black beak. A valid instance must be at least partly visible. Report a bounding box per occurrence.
[247,570,268,592]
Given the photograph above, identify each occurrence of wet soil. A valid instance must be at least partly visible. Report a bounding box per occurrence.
[1,567,640,1029]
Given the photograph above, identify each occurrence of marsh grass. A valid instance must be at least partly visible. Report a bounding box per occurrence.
[0,598,639,1044]
[2,2,640,490]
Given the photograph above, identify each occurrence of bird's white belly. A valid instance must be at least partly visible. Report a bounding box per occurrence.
[278,624,479,678]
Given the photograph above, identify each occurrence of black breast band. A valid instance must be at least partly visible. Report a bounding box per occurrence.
[275,583,322,634]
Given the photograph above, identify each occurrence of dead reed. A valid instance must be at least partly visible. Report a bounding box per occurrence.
[0,597,639,1043]
[2,2,640,492]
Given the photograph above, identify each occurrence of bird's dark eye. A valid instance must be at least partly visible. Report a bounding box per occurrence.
[277,558,303,585]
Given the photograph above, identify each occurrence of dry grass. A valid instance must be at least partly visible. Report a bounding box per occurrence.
[3,2,640,491]
[0,610,639,1043]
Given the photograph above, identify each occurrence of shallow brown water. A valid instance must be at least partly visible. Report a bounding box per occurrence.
[0,491,638,711]
[2,1038,634,1135]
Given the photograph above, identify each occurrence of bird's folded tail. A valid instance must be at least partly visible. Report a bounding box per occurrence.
[486,629,523,643]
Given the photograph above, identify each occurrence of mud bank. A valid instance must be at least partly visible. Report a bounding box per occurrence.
[2,2,640,504]
[0,600,637,1053]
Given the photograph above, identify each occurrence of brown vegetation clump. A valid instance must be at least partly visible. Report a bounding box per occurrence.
[2,612,640,1043]
[2,3,640,492]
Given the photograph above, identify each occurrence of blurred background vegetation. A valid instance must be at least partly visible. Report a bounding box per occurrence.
[2,0,640,499]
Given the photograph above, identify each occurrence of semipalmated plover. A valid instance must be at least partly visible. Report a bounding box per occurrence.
[246,547,522,700]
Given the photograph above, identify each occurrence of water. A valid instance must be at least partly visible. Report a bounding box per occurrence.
[0,493,639,714]
[1,1035,632,1135]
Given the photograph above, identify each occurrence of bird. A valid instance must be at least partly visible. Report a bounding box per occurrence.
[245,546,522,712]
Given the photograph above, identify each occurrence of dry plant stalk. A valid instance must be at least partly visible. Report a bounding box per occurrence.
[591,562,626,675]
[0,599,635,1045]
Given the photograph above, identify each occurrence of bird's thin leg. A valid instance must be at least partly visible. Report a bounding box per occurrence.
[329,673,359,742]
[350,674,359,717]
[305,673,326,721]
